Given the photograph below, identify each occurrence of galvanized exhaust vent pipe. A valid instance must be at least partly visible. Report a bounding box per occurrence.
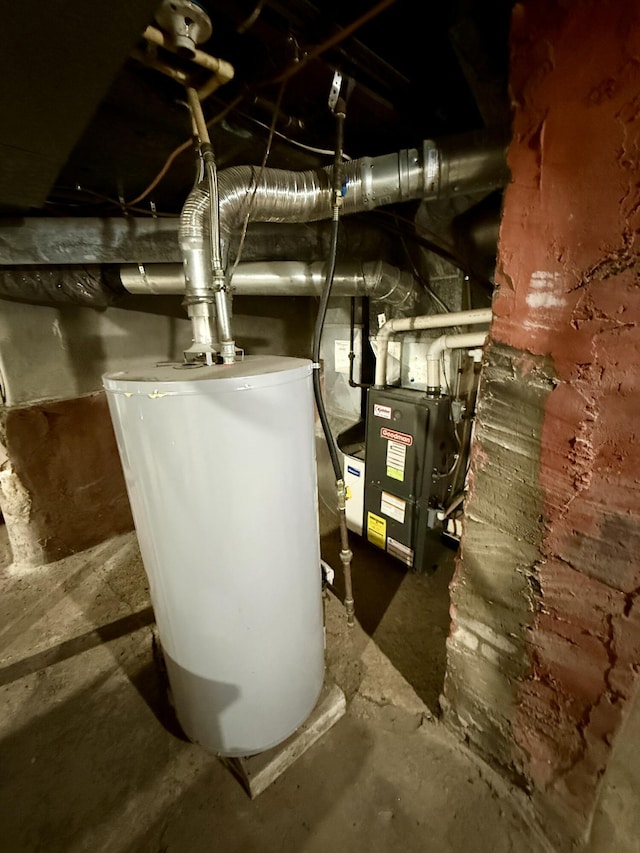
[177,126,509,358]
[120,258,419,308]
[181,127,509,240]
[183,88,236,364]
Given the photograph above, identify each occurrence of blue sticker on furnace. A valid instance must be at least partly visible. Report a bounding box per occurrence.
[347,465,361,477]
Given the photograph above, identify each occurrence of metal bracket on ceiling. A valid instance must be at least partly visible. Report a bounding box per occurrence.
[328,71,356,113]
[134,28,235,101]
[328,71,343,112]
[133,0,235,102]
[153,0,212,59]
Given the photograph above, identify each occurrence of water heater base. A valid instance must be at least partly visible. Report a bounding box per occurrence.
[219,674,346,798]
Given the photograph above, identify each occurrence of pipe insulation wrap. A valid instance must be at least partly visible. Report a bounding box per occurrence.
[0,266,125,308]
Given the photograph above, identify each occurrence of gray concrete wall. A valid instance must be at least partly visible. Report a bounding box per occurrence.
[0,299,192,406]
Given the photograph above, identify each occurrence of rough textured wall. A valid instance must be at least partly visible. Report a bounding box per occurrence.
[443,0,640,848]
[0,394,134,568]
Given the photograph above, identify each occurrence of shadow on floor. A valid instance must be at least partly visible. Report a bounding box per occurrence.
[321,527,457,716]
[0,606,155,688]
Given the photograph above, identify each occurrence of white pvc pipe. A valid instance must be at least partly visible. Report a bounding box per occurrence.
[374,307,492,387]
[426,330,488,389]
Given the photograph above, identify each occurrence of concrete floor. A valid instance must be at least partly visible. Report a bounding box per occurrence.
[0,523,554,853]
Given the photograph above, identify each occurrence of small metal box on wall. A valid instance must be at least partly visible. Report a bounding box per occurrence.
[363,386,458,571]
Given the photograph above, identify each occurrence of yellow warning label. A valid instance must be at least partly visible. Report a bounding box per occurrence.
[367,512,386,548]
[386,466,404,481]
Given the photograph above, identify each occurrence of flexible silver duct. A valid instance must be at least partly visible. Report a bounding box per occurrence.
[178,127,508,359]
[179,129,508,361]
[180,127,509,240]
[183,88,235,364]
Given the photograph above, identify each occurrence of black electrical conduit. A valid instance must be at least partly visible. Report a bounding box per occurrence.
[311,97,355,627]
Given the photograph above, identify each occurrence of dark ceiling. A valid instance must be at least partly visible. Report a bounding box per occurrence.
[0,0,515,219]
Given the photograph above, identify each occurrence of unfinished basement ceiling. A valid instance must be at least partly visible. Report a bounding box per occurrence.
[0,0,514,221]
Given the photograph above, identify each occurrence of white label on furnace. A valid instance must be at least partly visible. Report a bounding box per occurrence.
[386,439,406,477]
[373,403,392,420]
[381,491,406,524]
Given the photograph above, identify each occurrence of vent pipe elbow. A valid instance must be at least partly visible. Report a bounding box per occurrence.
[180,126,509,243]
[425,330,489,393]
[362,261,418,309]
[179,181,210,246]
[217,166,333,233]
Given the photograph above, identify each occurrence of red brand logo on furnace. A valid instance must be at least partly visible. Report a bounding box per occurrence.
[380,428,413,446]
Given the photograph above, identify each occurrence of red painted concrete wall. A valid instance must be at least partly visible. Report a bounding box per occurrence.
[447,0,640,845]
[0,393,134,567]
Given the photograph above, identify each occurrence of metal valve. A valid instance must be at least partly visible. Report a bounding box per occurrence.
[154,0,212,59]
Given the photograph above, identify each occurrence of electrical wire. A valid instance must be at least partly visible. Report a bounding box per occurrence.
[123,1,396,208]
[370,208,496,294]
[270,0,400,85]
[126,96,245,208]
[237,0,267,34]
[399,232,452,314]
[312,110,345,482]
[428,347,461,481]
[44,186,178,218]
[228,80,287,281]
[126,138,192,207]
[232,110,352,160]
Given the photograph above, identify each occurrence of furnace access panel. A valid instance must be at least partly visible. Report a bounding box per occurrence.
[363,386,457,571]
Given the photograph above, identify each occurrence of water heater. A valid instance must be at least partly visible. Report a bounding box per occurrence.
[103,355,325,757]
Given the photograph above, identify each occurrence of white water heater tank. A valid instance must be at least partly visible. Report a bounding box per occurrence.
[103,355,325,757]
